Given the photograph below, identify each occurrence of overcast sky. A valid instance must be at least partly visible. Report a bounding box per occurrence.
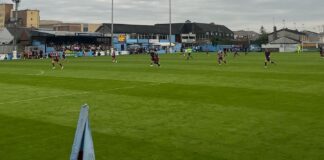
[2,0,324,33]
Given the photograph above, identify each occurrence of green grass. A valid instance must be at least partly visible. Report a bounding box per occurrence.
[0,52,324,160]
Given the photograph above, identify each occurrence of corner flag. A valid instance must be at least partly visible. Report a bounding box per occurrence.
[70,105,95,160]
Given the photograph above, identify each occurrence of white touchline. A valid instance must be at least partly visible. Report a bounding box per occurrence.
[0,82,164,105]
[0,92,90,105]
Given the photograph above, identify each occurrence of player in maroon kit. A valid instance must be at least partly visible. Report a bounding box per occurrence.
[153,51,161,67]
[264,49,276,68]
[149,49,155,66]
[218,49,227,65]
[51,52,64,70]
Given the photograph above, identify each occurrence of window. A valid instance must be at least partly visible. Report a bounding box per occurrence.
[83,24,89,32]
[159,35,167,40]
[200,34,206,39]
[182,36,188,39]
[139,34,149,39]
[130,33,137,39]
[148,34,156,39]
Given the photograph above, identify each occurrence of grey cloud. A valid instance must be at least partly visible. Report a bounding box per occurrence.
[4,0,324,32]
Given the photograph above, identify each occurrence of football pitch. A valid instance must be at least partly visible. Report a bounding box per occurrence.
[0,52,323,160]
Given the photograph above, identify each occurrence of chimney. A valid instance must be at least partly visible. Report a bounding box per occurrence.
[274,26,277,32]
[274,26,278,39]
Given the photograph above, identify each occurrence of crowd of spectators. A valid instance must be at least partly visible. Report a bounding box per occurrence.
[21,43,109,59]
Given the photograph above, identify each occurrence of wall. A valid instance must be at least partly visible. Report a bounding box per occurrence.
[54,24,82,32]
[305,34,320,42]
[51,23,101,32]
[112,34,177,52]
[0,5,4,28]
[87,24,101,32]
[269,30,301,42]
[39,20,62,30]
[0,4,13,28]
[262,43,298,52]
[159,35,176,43]
[26,10,40,28]
[15,10,40,28]
[320,35,324,43]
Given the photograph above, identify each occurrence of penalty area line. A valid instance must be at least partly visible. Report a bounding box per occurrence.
[101,82,163,92]
[26,70,45,76]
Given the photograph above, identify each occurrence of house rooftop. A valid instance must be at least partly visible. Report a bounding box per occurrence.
[269,28,306,35]
[97,22,233,35]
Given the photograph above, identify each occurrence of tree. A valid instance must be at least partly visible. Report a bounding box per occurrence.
[260,26,267,35]
[254,26,268,46]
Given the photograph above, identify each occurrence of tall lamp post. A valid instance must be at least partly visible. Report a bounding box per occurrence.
[168,0,172,53]
[12,0,20,57]
[110,0,114,53]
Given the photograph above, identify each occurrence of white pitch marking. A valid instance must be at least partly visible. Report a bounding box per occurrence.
[102,82,162,92]
[0,82,164,105]
[26,70,45,76]
[0,92,89,105]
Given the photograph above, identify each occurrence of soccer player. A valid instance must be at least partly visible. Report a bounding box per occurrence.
[297,45,302,54]
[218,49,226,65]
[153,52,161,67]
[233,48,239,58]
[62,49,66,60]
[223,48,228,57]
[264,49,275,68]
[186,47,193,60]
[181,46,186,57]
[111,48,117,63]
[51,52,63,70]
[320,47,323,58]
[39,50,44,59]
[149,49,155,66]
